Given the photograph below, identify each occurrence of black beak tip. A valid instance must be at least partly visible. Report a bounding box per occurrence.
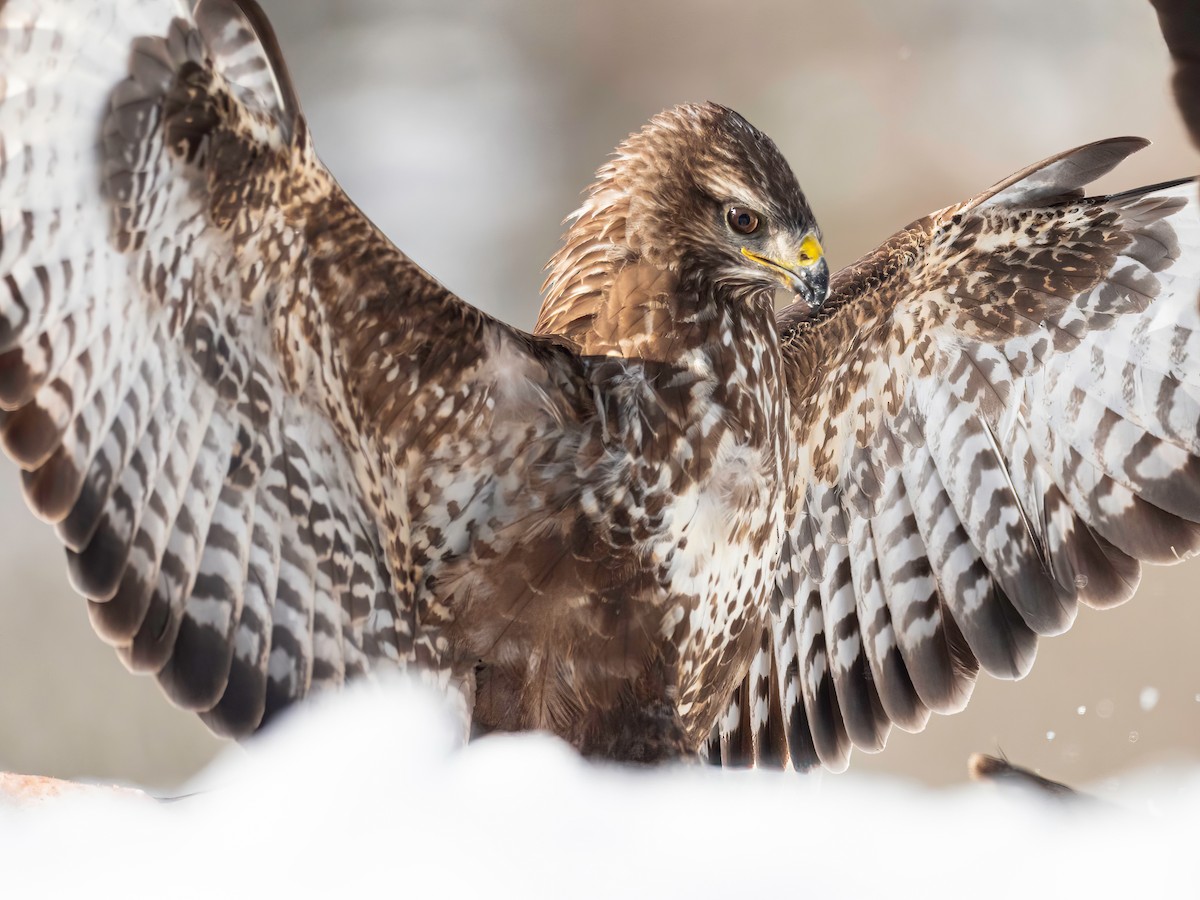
[797,258,830,312]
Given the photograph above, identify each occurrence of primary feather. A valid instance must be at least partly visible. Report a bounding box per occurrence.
[715,150,1200,770]
[1,0,1197,769]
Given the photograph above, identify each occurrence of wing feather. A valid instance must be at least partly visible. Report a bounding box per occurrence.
[847,506,926,736]
[716,140,1200,769]
[0,0,585,738]
[1150,0,1200,149]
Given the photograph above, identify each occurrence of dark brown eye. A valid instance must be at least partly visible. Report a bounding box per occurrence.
[726,207,761,235]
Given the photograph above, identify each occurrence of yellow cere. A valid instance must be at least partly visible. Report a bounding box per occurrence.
[798,233,823,266]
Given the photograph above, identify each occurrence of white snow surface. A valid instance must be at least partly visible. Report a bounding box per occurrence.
[2,678,1197,899]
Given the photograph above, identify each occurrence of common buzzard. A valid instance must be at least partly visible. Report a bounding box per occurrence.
[1,0,1197,769]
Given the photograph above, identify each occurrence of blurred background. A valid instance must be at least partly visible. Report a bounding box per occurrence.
[0,0,1197,791]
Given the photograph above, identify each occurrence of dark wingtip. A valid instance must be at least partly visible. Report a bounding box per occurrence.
[1150,0,1200,149]
[970,136,1153,213]
[66,525,133,603]
[194,0,304,141]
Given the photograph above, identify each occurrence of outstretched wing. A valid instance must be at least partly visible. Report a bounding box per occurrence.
[1151,0,1200,149]
[0,0,578,737]
[709,139,1200,770]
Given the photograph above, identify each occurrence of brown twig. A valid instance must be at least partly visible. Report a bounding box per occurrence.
[967,753,1089,802]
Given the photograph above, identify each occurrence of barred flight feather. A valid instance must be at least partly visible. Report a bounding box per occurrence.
[0,0,504,737]
[4,0,1198,770]
[713,145,1200,771]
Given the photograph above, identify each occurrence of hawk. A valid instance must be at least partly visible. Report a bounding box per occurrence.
[1151,0,1200,149]
[1,0,1198,769]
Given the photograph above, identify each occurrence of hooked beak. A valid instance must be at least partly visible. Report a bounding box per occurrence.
[741,233,830,312]
[785,255,829,312]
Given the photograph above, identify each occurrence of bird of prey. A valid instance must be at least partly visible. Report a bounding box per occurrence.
[1,0,1197,770]
[1151,0,1200,150]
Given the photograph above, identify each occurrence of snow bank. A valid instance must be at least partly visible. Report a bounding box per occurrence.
[2,678,1195,898]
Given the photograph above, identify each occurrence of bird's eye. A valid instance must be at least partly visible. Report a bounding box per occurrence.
[726,207,761,235]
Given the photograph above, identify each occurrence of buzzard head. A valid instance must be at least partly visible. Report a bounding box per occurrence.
[610,102,829,311]
[539,102,829,343]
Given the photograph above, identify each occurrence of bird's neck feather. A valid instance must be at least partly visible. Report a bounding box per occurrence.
[539,198,777,363]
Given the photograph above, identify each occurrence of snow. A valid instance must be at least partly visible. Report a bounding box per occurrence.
[2,677,1198,899]
[1140,687,1161,713]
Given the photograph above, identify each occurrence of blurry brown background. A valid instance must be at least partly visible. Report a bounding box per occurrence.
[0,0,1197,791]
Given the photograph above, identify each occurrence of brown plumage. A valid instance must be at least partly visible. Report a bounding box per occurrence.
[1150,0,1200,149]
[2,0,1199,769]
